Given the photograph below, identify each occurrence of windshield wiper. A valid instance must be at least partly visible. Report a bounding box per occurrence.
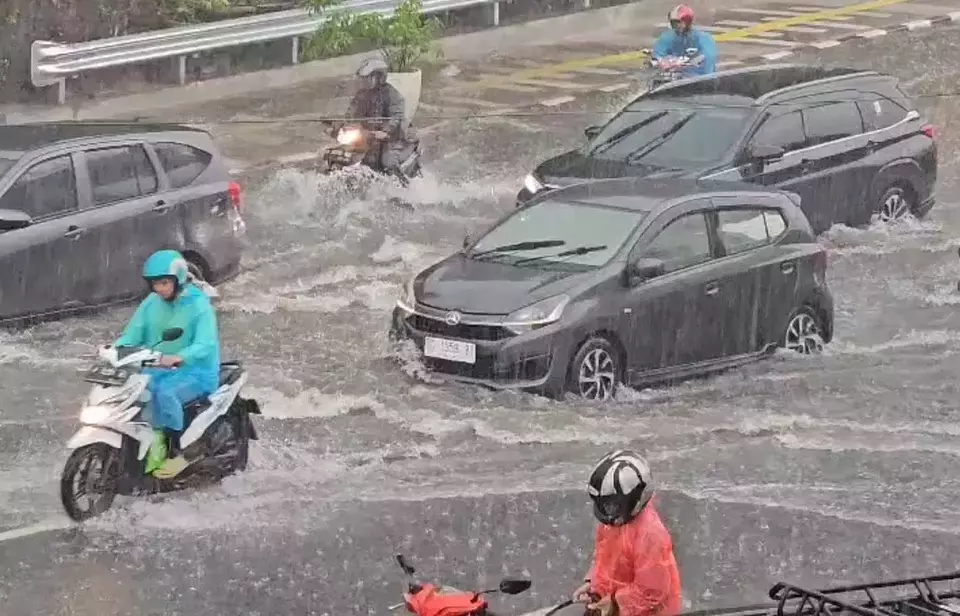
[470,240,566,260]
[589,111,670,155]
[625,113,694,163]
[512,244,609,266]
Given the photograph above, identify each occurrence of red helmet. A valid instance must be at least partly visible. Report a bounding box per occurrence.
[668,4,695,25]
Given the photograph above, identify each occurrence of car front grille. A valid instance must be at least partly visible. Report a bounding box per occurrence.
[407,314,514,342]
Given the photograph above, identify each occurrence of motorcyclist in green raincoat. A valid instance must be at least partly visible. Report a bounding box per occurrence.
[114,249,221,479]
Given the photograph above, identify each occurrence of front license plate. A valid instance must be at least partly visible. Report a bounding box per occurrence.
[423,336,476,364]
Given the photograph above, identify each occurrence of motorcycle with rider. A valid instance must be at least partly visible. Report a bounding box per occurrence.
[643,5,718,90]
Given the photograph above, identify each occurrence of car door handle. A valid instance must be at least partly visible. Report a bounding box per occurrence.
[780,261,796,274]
[152,199,172,214]
[705,282,720,296]
[63,226,84,240]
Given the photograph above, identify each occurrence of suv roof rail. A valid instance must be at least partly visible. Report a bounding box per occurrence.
[769,572,960,616]
[756,70,880,103]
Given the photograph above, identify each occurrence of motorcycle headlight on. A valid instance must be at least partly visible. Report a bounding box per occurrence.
[503,294,570,335]
[396,276,417,312]
[522,173,544,195]
[80,404,115,425]
[337,127,363,146]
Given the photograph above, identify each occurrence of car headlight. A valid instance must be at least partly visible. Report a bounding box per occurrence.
[523,173,544,195]
[503,294,570,335]
[396,276,416,312]
[337,127,362,146]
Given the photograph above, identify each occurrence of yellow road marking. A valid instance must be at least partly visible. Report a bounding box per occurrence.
[462,0,913,88]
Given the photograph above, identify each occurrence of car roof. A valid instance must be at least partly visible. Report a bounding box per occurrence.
[645,63,879,105]
[0,122,208,153]
[545,177,791,211]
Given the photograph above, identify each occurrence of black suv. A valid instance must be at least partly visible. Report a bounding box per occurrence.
[0,123,246,324]
[517,64,937,234]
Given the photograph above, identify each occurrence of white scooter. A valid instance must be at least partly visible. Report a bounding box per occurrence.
[60,327,261,522]
[639,46,704,91]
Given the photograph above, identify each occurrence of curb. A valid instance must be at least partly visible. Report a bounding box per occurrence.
[745,10,960,65]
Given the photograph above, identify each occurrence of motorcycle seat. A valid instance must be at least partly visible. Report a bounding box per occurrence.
[178,361,245,423]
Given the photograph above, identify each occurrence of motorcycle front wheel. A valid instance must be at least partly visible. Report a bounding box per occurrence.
[60,443,121,522]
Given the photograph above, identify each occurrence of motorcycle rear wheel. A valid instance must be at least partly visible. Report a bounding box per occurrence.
[60,444,121,522]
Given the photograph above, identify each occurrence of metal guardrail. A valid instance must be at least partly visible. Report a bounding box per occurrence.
[30,0,511,104]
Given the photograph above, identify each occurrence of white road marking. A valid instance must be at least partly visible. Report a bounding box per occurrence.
[762,50,795,60]
[803,20,872,30]
[724,38,799,47]
[539,96,576,107]
[570,67,626,76]
[856,28,888,38]
[904,19,933,30]
[0,520,73,544]
[716,19,827,33]
[511,78,597,90]
[598,83,631,93]
[726,7,810,16]
[717,60,745,67]
[949,11,960,22]
[810,39,842,48]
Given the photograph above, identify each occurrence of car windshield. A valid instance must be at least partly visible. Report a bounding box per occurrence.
[468,200,648,268]
[583,98,753,168]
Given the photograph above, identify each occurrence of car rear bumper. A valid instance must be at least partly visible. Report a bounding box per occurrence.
[390,304,573,392]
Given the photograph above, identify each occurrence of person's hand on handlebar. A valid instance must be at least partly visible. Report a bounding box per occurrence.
[572,582,594,603]
[157,354,183,368]
[586,595,617,616]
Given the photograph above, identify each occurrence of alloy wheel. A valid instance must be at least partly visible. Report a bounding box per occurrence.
[784,312,824,355]
[877,189,911,223]
[577,348,617,400]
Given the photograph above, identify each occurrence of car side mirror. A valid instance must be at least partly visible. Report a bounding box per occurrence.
[498,578,532,595]
[749,143,784,162]
[161,327,184,342]
[0,209,32,231]
[625,257,665,285]
[584,125,601,140]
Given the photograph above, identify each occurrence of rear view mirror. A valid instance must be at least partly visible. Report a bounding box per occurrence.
[161,327,184,342]
[750,143,784,161]
[0,209,32,231]
[584,125,601,140]
[498,578,532,595]
[626,257,665,285]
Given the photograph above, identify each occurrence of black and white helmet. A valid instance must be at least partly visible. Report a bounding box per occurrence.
[587,450,655,526]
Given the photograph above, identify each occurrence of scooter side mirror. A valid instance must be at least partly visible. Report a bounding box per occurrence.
[498,579,532,595]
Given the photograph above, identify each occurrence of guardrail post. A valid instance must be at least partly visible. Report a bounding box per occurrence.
[57,80,66,105]
[290,36,300,64]
[490,0,500,26]
[175,55,187,85]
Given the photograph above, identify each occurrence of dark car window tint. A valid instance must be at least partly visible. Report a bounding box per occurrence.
[857,96,908,131]
[751,111,806,153]
[718,208,786,255]
[638,212,711,273]
[0,155,77,220]
[153,142,212,189]
[802,102,864,146]
[86,145,158,206]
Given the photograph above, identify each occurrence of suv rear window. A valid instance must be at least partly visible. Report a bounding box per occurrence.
[802,102,864,146]
[153,142,212,189]
[857,96,909,131]
[717,208,787,255]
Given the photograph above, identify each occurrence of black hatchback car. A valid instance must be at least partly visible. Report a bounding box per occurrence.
[0,123,245,324]
[517,65,937,234]
[392,178,834,400]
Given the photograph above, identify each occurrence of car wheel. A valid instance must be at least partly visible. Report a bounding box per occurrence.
[567,337,621,401]
[874,186,913,223]
[783,306,825,355]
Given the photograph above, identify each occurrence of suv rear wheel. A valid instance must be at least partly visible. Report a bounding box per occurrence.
[874,185,913,223]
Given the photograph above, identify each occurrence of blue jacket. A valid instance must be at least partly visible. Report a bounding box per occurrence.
[652,28,717,76]
[115,284,221,393]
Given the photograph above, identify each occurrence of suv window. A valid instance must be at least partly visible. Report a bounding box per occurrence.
[751,111,806,153]
[85,145,158,206]
[153,142,212,189]
[0,155,77,220]
[857,96,908,131]
[717,208,788,255]
[637,212,712,273]
[802,102,864,146]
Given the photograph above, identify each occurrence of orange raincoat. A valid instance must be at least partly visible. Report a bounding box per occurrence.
[585,502,682,616]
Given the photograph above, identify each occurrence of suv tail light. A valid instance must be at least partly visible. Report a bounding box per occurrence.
[921,124,935,139]
[227,180,242,212]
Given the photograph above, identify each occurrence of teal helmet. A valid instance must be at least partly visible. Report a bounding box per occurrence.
[143,249,190,296]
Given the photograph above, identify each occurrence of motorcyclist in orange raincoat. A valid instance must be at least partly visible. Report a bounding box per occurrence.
[571,450,682,616]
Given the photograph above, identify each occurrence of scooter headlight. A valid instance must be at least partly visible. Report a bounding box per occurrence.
[337,127,362,146]
[80,405,115,425]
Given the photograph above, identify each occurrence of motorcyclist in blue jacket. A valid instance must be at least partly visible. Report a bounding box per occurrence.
[114,249,221,479]
[652,4,717,77]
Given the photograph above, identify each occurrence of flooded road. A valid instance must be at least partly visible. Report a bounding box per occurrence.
[2,22,960,616]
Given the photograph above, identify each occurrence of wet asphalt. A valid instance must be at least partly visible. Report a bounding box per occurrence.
[2,23,960,616]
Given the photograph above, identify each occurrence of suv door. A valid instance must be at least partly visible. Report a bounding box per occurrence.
[711,198,796,354]
[797,93,871,228]
[71,143,168,304]
[0,153,83,319]
[620,204,722,375]
[728,110,831,231]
